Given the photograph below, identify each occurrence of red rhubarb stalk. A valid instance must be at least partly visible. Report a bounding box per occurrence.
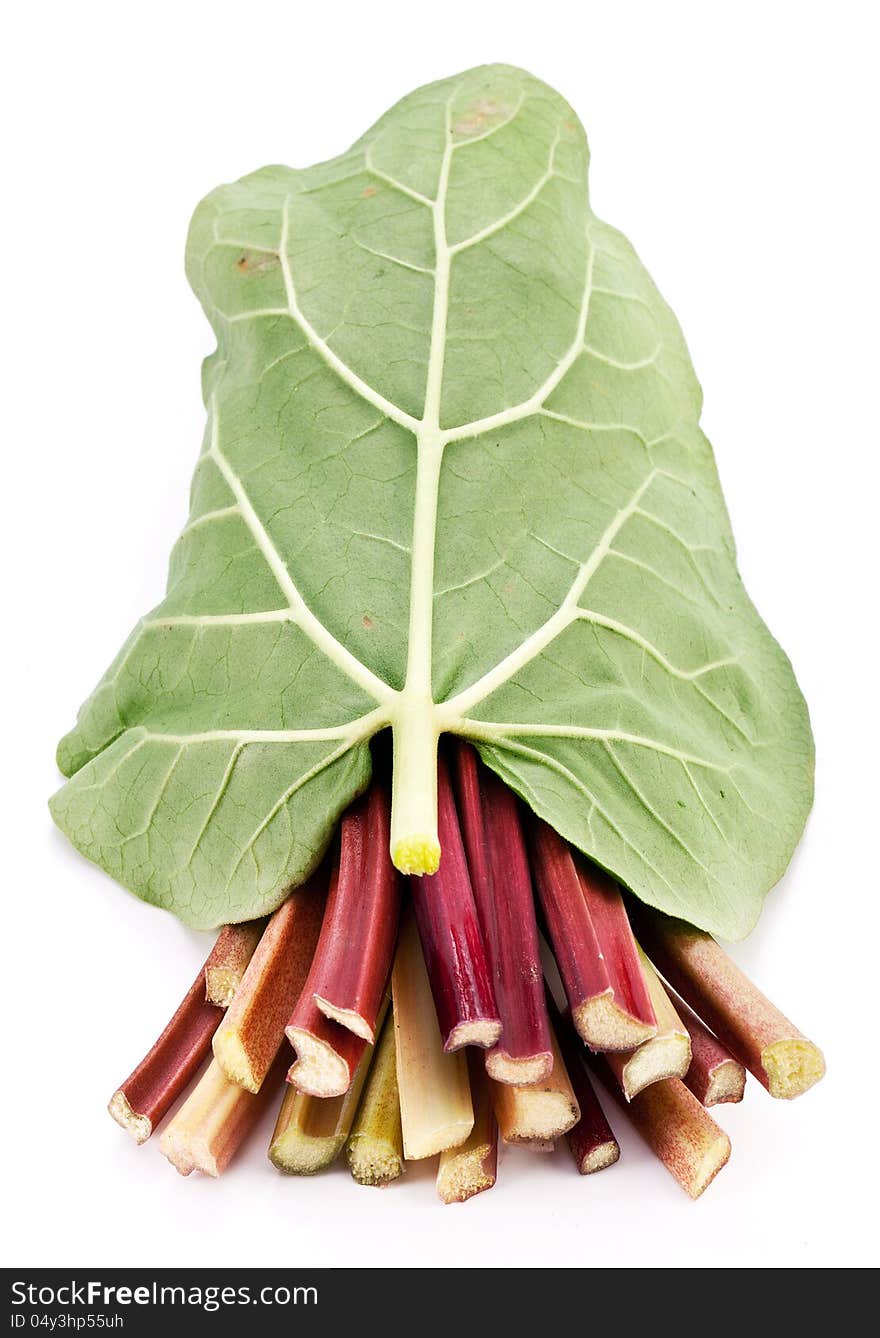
[673,991,746,1106]
[630,907,825,1099]
[285,993,368,1098]
[284,858,370,1097]
[108,967,222,1144]
[454,742,552,1083]
[204,920,266,1008]
[212,876,326,1093]
[309,783,401,1043]
[549,995,620,1175]
[529,821,656,1050]
[410,753,501,1051]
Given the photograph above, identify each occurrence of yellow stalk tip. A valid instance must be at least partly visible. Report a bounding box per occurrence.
[763,1038,826,1100]
[392,836,441,876]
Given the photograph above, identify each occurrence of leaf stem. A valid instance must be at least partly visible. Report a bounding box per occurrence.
[390,694,440,874]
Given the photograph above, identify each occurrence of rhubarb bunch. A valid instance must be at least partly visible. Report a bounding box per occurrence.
[107,752,824,1204]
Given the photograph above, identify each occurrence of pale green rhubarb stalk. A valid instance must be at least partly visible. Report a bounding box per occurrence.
[630,906,825,1099]
[204,920,266,1008]
[212,877,325,1093]
[346,1007,404,1187]
[108,965,223,1145]
[454,742,553,1083]
[437,1053,498,1204]
[269,999,389,1174]
[159,1052,286,1177]
[604,949,691,1101]
[529,821,657,1051]
[392,907,474,1159]
[491,1021,580,1145]
[593,1061,731,1200]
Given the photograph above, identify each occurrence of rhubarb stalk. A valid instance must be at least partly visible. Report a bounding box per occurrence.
[284,862,370,1097]
[310,784,401,1042]
[204,920,266,1007]
[630,907,825,1099]
[392,908,474,1159]
[410,754,501,1051]
[529,822,656,1051]
[454,742,552,1083]
[593,1062,731,1199]
[437,1053,498,1204]
[346,1007,404,1187]
[605,949,691,1100]
[108,968,222,1144]
[491,1021,580,1144]
[674,992,746,1106]
[212,876,326,1093]
[159,1053,285,1177]
[269,999,388,1174]
[550,996,620,1175]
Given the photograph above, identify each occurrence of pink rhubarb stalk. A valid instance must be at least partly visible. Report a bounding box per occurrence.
[630,907,825,1099]
[454,742,552,1083]
[309,783,401,1043]
[410,754,501,1051]
[108,967,222,1145]
[212,876,326,1093]
[204,920,266,1008]
[674,992,746,1106]
[529,822,656,1051]
[593,1063,731,1199]
[160,1051,286,1177]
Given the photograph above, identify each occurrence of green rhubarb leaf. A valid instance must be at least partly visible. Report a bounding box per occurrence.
[50,64,813,937]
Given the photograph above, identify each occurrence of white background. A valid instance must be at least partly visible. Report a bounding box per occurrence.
[2,1,878,1269]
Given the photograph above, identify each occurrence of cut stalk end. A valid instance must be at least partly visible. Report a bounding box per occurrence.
[437,1142,497,1203]
[314,996,375,1043]
[578,1140,620,1175]
[204,921,265,1008]
[212,1029,258,1094]
[611,1033,691,1101]
[392,836,441,876]
[703,1060,747,1107]
[687,1134,732,1199]
[286,1030,351,1098]
[763,1038,825,1100]
[447,1018,502,1051]
[573,991,657,1052]
[348,1139,404,1187]
[107,1091,152,1146]
[485,1049,553,1086]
